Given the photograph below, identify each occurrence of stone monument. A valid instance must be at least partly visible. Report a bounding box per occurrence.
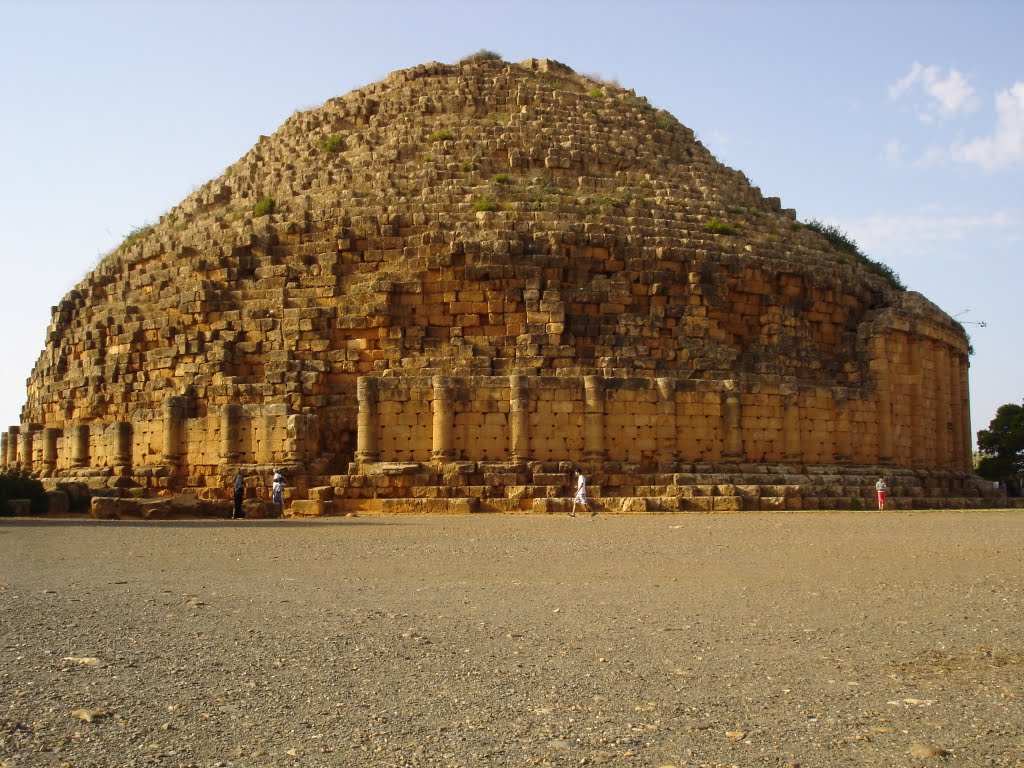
[3,56,997,513]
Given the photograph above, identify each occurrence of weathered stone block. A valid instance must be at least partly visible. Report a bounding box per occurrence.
[287,499,326,517]
[713,496,743,512]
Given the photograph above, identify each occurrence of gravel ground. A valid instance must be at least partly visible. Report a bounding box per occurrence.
[1,510,1022,768]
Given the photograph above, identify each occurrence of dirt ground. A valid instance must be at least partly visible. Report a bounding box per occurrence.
[1,510,1022,768]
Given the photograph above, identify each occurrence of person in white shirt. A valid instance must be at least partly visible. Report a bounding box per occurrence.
[272,471,286,516]
[570,470,594,518]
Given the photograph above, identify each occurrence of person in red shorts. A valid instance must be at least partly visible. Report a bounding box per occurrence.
[875,477,888,511]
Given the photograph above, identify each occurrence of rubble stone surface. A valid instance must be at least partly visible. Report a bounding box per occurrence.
[1,512,1022,767]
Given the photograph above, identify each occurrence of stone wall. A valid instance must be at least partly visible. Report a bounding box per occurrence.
[4,314,970,487]
[2,403,317,489]
[351,350,970,472]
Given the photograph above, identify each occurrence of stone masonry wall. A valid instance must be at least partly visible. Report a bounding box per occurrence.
[4,311,971,482]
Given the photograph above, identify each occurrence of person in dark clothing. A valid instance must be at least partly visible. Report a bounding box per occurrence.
[232,472,246,519]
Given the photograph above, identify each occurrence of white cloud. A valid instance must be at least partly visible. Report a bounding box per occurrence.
[884,139,904,164]
[889,62,977,122]
[952,82,1024,171]
[929,69,975,116]
[888,63,925,101]
[883,137,950,169]
[849,210,1012,254]
[914,145,951,169]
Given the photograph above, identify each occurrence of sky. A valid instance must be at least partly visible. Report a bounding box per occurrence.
[0,0,1021,450]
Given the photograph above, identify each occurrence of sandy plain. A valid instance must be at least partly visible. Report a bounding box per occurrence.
[1,510,1022,768]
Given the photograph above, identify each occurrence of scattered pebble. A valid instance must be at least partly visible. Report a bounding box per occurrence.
[70,708,109,723]
[61,656,102,666]
[908,743,950,758]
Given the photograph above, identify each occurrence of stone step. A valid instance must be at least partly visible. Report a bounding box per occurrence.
[324,497,479,515]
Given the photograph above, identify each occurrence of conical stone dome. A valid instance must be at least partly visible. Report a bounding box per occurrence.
[4,57,988,513]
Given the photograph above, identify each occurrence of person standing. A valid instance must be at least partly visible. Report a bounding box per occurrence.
[232,471,246,519]
[570,469,594,518]
[272,470,286,516]
[875,477,888,511]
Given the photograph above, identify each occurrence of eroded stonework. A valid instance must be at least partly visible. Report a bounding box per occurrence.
[2,57,997,512]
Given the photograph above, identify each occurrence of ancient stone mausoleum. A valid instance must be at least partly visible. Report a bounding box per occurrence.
[3,57,999,513]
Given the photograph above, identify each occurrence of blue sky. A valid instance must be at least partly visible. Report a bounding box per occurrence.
[1,0,1021,448]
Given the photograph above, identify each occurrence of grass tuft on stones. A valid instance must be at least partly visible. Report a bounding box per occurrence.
[459,49,502,64]
[253,197,277,217]
[120,223,155,251]
[473,196,499,213]
[704,217,739,236]
[317,134,343,153]
[427,130,453,143]
[805,218,906,291]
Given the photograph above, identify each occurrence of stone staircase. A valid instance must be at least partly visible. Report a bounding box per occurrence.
[278,461,1007,516]
[48,460,1007,519]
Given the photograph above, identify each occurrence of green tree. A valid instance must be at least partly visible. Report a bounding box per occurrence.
[976,403,1024,494]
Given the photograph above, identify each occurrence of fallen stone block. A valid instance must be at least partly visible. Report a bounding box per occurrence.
[90,494,231,520]
[286,499,328,517]
[307,486,335,501]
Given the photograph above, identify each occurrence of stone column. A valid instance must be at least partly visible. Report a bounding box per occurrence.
[431,375,455,462]
[722,390,743,460]
[41,427,61,477]
[949,353,963,469]
[285,414,301,463]
[113,422,133,467]
[876,335,892,462]
[162,396,185,466]
[286,413,318,464]
[18,426,37,472]
[509,375,530,462]
[583,375,605,461]
[909,340,925,467]
[1,431,9,469]
[959,355,972,471]
[355,377,380,463]
[782,393,802,463]
[937,344,953,468]
[71,423,90,468]
[220,404,244,462]
[655,378,677,462]
[833,390,852,463]
[6,427,20,467]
